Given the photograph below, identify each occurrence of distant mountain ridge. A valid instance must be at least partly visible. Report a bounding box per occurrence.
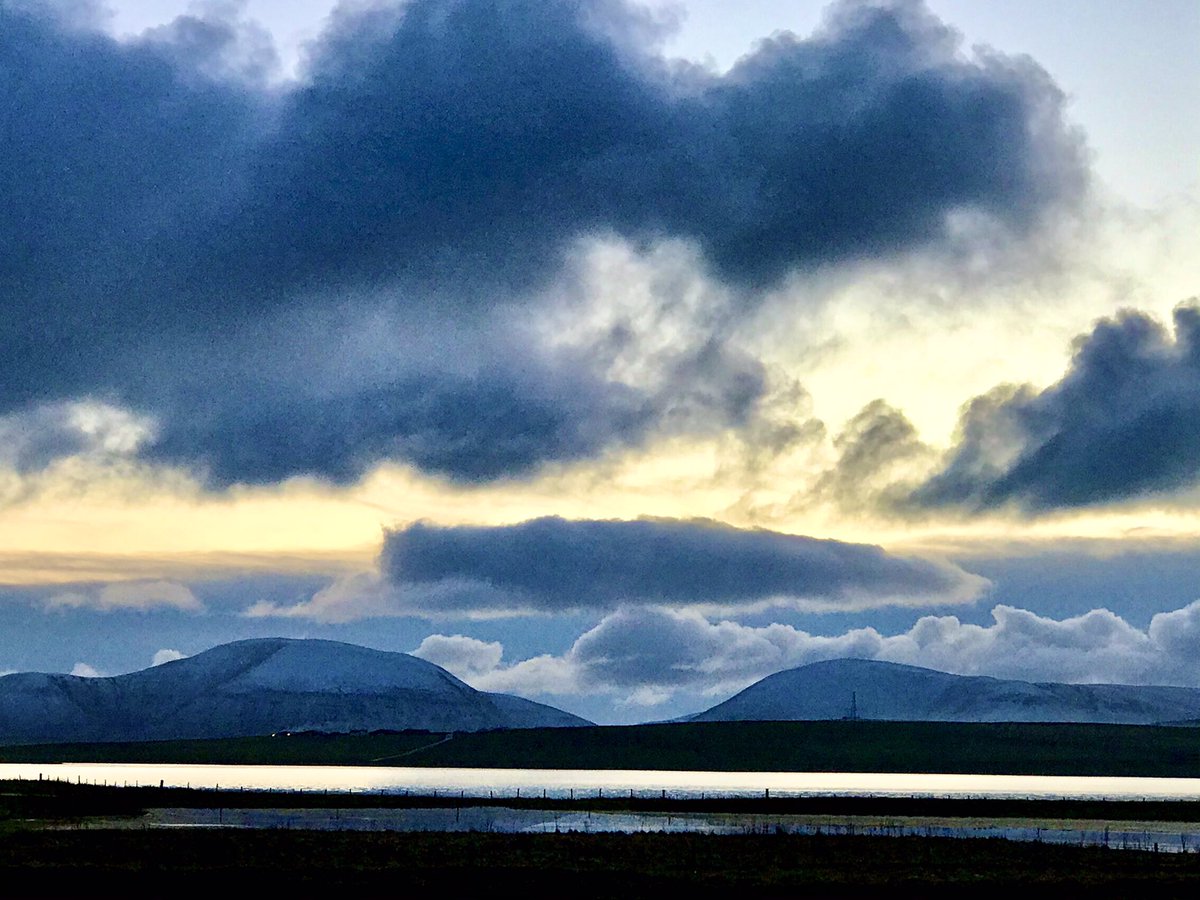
[692,658,1200,725]
[0,638,587,744]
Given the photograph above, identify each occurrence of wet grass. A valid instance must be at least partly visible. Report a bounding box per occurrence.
[3,829,1200,897]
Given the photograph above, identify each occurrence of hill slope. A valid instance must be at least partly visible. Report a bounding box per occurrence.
[0,638,587,744]
[691,658,1200,725]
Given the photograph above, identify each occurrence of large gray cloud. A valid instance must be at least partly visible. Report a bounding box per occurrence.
[0,0,1086,486]
[910,302,1200,511]
[376,516,986,614]
[219,0,1083,295]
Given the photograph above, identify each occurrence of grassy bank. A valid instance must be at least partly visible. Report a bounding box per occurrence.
[3,720,1199,776]
[2,829,1200,897]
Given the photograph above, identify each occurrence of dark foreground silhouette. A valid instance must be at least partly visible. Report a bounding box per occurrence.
[3,830,1200,898]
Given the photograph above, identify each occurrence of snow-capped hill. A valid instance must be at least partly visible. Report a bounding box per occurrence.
[0,638,588,745]
[691,658,1200,725]
[204,639,472,694]
[487,691,581,725]
[115,638,288,695]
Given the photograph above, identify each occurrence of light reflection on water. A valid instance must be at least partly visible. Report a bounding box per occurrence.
[6,763,1200,801]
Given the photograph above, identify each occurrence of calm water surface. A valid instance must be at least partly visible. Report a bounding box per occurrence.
[6,763,1200,801]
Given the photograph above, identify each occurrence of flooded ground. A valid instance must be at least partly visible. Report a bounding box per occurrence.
[66,805,1200,852]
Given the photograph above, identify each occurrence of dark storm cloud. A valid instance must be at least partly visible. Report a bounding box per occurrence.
[144,366,656,484]
[132,323,769,485]
[0,1,265,403]
[379,516,986,613]
[213,0,1085,298]
[911,302,1200,511]
[0,0,1086,485]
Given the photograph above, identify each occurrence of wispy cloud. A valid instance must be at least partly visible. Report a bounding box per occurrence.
[43,581,202,613]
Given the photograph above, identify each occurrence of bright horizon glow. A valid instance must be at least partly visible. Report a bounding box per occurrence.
[6,763,1200,800]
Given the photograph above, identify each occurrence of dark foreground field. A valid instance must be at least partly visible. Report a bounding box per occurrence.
[3,829,1200,898]
[4,719,1200,776]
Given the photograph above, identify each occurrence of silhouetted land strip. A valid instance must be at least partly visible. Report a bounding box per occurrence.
[8,780,1200,824]
[3,720,1199,777]
[2,830,1200,897]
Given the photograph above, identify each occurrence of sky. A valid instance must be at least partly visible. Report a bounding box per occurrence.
[1,0,1198,723]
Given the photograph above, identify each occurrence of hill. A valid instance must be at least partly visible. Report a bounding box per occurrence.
[691,658,1200,724]
[0,638,587,744]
